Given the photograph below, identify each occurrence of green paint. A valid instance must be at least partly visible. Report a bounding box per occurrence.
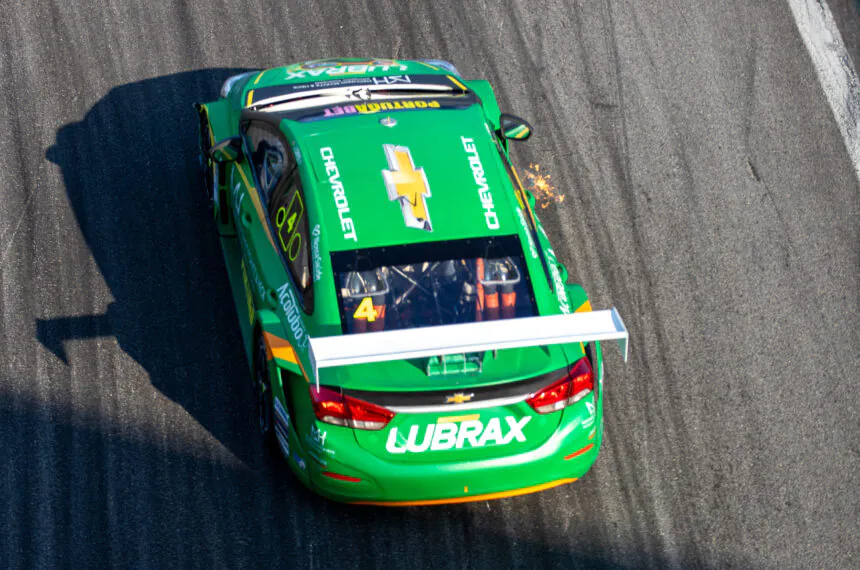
[196,59,607,504]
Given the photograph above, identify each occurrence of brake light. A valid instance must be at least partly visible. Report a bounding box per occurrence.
[321,471,362,483]
[526,357,593,414]
[309,386,395,430]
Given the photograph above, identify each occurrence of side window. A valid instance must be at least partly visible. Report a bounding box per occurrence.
[268,172,314,313]
[243,122,294,204]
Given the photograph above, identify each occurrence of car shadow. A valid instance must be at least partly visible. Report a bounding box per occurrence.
[2,388,678,569]
[40,69,260,466]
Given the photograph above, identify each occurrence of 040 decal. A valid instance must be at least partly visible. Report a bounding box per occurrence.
[275,191,304,261]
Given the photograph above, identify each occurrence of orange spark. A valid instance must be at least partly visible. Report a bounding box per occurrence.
[523,163,564,209]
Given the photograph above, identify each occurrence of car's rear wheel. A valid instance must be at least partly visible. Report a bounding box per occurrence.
[196,108,216,209]
[255,334,274,443]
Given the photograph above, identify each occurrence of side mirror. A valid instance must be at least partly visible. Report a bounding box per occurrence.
[500,113,533,141]
[209,137,243,163]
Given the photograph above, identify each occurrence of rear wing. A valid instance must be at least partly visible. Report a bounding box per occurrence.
[307,308,628,388]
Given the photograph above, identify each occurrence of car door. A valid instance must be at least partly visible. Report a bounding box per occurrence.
[242,120,314,314]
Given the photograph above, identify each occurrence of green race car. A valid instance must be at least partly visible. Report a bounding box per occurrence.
[195,58,628,505]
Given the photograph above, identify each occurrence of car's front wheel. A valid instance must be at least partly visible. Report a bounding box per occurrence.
[254,334,274,443]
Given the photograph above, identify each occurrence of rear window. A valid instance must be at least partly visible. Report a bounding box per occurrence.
[331,235,537,334]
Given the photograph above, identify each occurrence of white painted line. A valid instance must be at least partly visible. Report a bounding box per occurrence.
[787,0,860,182]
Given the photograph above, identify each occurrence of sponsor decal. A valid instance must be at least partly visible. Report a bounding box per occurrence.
[274,191,304,262]
[274,397,291,426]
[230,179,266,299]
[307,424,335,456]
[274,398,291,457]
[276,282,309,349]
[311,224,322,282]
[320,147,358,242]
[275,430,290,458]
[252,73,464,103]
[370,75,412,85]
[310,424,327,446]
[240,260,255,324]
[444,392,474,404]
[385,416,531,454]
[306,448,327,467]
[290,98,480,123]
[461,136,500,230]
[296,59,403,71]
[382,144,432,231]
[243,247,265,300]
[323,99,440,118]
[582,399,596,429]
[545,247,570,314]
[286,63,409,80]
[292,453,307,471]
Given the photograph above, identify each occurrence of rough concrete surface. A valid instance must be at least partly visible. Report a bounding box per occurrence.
[0,1,857,568]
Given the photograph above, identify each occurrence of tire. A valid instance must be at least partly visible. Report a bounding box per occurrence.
[254,334,275,444]
[196,109,215,209]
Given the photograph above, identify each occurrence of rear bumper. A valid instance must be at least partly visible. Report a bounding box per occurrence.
[350,477,578,507]
[305,409,602,505]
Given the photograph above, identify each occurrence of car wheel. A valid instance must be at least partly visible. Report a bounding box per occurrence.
[196,110,215,208]
[255,334,274,442]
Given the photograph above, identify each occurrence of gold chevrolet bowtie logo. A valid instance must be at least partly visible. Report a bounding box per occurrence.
[445,392,474,404]
[382,144,432,231]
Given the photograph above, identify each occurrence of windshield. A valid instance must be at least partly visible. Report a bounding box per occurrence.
[331,236,537,334]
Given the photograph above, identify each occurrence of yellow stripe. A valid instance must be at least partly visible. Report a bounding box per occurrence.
[447,75,467,92]
[574,300,592,313]
[436,414,480,424]
[263,332,298,364]
[262,330,311,383]
[415,61,439,70]
[253,70,267,85]
[199,107,215,146]
[246,89,254,107]
[510,165,538,226]
[235,168,310,384]
[351,478,577,507]
[235,166,276,250]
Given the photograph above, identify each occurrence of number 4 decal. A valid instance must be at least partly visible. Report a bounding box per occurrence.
[353,297,378,322]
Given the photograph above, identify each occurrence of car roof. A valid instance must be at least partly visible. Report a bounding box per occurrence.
[236,59,528,253]
[289,102,522,252]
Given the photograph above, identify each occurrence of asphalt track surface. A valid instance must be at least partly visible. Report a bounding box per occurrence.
[1,1,858,568]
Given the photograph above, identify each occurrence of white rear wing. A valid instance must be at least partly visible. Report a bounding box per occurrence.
[307,308,628,388]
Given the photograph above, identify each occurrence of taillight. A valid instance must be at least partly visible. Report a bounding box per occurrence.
[309,386,395,430]
[526,357,593,414]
